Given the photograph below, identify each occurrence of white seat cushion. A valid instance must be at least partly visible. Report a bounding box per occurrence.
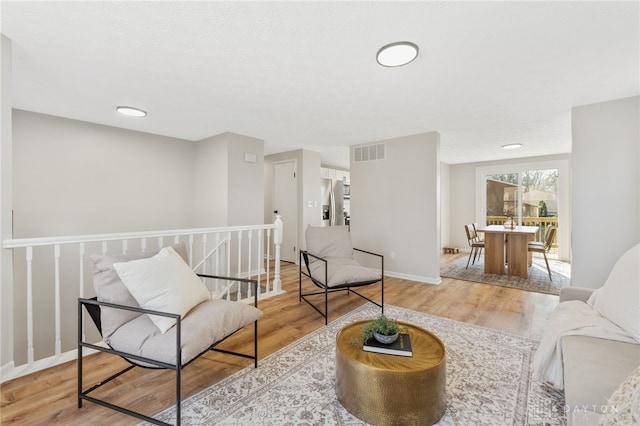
[108,299,262,366]
[308,257,382,288]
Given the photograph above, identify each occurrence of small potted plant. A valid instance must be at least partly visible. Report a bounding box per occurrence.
[360,315,400,345]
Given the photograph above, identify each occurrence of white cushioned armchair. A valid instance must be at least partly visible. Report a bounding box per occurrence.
[299,225,383,324]
[78,243,262,426]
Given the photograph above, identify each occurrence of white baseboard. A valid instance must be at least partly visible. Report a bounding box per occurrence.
[0,341,106,383]
[384,270,442,285]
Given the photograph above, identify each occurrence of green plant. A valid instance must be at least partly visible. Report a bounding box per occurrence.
[352,315,400,344]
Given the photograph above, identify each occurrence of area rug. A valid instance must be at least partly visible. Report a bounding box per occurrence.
[440,256,571,295]
[148,304,565,426]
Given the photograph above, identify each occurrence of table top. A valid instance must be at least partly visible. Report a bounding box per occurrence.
[336,320,445,372]
[478,224,539,234]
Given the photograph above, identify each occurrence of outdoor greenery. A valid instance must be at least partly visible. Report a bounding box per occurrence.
[489,169,558,194]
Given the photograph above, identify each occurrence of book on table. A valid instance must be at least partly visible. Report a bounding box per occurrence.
[363,333,413,357]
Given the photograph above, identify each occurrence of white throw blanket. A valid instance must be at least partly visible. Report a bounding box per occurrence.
[531,300,637,389]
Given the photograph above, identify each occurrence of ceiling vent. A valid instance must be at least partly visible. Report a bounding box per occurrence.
[353,143,385,163]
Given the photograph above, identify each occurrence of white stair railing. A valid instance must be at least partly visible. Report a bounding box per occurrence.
[1,217,283,382]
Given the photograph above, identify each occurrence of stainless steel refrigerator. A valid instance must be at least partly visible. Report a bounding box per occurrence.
[321,178,344,227]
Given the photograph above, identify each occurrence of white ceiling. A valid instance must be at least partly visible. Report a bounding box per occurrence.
[2,1,638,168]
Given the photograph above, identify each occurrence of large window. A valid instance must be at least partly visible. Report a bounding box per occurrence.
[476,160,570,261]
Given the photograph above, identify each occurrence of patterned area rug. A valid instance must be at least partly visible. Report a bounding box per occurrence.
[148,304,565,426]
[440,255,571,295]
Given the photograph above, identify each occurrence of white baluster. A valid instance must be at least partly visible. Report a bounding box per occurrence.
[226,231,232,300]
[174,235,180,245]
[158,236,164,249]
[79,243,86,341]
[257,230,263,297]
[214,233,221,295]
[236,231,242,300]
[266,229,271,293]
[141,238,147,253]
[247,230,253,300]
[26,246,34,366]
[273,215,283,292]
[188,234,194,268]
[102,241,108,255]
[54,245,61,356]
[122,239,128,255]
[202,234,208,275]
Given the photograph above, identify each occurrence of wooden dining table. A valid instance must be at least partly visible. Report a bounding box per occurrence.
[476,225,539,278]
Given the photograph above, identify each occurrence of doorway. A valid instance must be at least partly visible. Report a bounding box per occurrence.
[274,160,298,263]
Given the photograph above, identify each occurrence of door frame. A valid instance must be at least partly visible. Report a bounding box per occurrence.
[273,159,298,264]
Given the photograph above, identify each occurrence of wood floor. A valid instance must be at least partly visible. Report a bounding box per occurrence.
[1,253,559,425]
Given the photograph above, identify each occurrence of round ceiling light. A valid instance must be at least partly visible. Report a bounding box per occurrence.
[116,106,147,117]
[502,143,523,150]
[376,41,419,67]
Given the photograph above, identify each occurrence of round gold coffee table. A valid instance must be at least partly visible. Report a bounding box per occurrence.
[336,320,446,425]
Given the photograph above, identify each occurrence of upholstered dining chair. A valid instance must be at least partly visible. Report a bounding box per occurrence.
[528,225,557,280]
[299,225,383,325]
[465,224,485,268]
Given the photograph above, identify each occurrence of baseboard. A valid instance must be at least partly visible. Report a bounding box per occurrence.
[384,270,442,285]
[0,341,106,383]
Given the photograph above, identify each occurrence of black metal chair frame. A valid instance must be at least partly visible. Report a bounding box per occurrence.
[299,248,384,325]
[78,274,259,426]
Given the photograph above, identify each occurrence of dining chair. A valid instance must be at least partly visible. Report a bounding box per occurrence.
[528,225,557,280]
[465,224,485,268]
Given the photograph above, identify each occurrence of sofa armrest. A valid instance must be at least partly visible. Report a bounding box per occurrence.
[559,286,594,303]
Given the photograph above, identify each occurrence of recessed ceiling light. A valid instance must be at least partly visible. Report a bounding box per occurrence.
[116,106,147,117]
[376,41,419,67]
[502,143,523,150]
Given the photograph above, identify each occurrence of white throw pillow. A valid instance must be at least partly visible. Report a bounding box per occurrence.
[587,244,640,342]
[113,246,210,333]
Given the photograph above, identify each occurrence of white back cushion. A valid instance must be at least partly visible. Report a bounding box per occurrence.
[305,225,353,259]
[588,244,640,343]
[113,246,210,333]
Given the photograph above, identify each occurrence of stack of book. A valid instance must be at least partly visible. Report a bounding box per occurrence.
[363,333,413,357]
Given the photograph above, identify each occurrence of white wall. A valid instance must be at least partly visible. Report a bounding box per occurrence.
[195,132,264,227]
[13,110,196,238]
[440,162,450,249]
[227,133,265,226]
[571,96,639,288]
[194,134,228,226]
[351,132,441,284]
[1,34,14,371]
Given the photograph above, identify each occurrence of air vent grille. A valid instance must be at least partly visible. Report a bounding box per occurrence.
[353,143,385,163]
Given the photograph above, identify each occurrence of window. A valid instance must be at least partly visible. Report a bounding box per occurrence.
[476,160,569,261]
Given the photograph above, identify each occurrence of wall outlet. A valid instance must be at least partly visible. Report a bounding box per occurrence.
[389,250,395,259]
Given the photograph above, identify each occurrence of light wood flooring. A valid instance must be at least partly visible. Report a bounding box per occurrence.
[1,253,559,425]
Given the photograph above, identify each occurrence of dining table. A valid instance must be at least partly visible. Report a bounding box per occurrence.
[476,225,539,278]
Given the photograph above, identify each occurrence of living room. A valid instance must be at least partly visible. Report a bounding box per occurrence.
[1,2,639,425]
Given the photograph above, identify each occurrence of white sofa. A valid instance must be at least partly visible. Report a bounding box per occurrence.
[559,287,640,425]
[533,244,640,426]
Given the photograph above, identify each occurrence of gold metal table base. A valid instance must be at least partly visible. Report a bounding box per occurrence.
[336,320,446,425]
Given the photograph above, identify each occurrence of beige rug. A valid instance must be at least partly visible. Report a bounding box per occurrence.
[440,255,571,295]
[148,304,566,425]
